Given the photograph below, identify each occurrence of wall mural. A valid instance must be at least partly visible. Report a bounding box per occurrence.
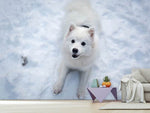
[0,0,150,99]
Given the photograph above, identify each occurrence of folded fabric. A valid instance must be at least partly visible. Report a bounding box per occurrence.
[121,74,145,103]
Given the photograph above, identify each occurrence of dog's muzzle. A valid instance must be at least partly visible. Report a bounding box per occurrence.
[72,48,79,58]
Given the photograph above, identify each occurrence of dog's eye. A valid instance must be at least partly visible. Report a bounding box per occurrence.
[81,42,86,46]
[71,39,75,43]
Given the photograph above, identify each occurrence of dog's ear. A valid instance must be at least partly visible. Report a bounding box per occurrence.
[69,24,75,32]
[67,24,75,37]
[88,28,94,39]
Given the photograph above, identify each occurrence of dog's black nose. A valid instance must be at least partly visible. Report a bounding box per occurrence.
[72,48,78,54]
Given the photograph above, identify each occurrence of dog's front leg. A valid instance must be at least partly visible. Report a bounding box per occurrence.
[53,63,69,94]
[77,69,91,99]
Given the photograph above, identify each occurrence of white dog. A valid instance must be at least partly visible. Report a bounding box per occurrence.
[53,0,100,98]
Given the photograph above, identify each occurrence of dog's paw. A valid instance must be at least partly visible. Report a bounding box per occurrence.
[53,82,63,94]
[77,91,85,99]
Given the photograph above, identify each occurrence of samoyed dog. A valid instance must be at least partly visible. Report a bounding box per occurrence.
[53,0,100,98]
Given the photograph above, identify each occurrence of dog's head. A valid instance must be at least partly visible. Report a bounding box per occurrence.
[63,24,95,59]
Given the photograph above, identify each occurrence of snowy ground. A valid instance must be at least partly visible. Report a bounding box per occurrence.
[0,0,150,99]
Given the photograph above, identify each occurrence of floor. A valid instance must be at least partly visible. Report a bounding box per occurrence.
[0,100,149,113]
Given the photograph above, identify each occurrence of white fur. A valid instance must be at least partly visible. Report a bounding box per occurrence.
[53,0,100,99]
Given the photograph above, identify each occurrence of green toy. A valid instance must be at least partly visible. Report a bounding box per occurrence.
[91,79,100,88]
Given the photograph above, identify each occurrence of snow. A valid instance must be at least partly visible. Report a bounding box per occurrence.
[0,0,150,99]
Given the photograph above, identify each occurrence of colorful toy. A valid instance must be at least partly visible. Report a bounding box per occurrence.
[102,76,111,87]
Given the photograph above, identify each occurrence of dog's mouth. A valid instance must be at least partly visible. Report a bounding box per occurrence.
[72,54,79,59]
